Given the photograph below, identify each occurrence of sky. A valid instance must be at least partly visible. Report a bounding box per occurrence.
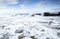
[0,0,60,13]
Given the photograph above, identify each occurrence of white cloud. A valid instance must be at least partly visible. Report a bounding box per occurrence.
[0,0,60,14]
[0,0,18,14]
[0,4,35,14]
[4,0,18,5]
[0,0,18,5]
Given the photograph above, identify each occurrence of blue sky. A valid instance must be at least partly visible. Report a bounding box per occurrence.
[0,0,60,13]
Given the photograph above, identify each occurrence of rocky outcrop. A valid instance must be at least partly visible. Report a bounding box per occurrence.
[44,12,60,16]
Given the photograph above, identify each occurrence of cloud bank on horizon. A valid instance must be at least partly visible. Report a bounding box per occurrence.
[0,0,60,13]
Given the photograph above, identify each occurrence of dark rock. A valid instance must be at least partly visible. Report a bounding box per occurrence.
[31,14,35,17]
[50,19,54,20]
[46,37,50,39]
[41,29,45,32]
[48,21,53,25]
[58,12,60,16]
[18,35,25,39]
[44,12,50,16]
[30,36,37,39]
[31,13,41,17]
[15,29,24,33]
[57,33,60,37]
[35,13,41,16]
[0,25,6,29]
[5,28,11,30]
[44,12,60,16]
